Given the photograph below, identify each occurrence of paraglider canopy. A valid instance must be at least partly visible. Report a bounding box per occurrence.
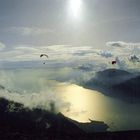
[112,60,116,65]
[40,54,49,64]
[40,54,48,58]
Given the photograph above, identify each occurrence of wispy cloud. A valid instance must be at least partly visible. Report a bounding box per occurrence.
[106,41,140,48]
[97,50,113,58]
[15,45,39,53]
[128,54,140,63]
[0,44,97,62]
[0,42,5,51]
[7,27,54,36]
[0,41,140,71]
[106,41,128,48]
[105,41,140,57]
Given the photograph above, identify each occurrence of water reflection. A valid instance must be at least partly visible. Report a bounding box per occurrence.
[54,83,140,131]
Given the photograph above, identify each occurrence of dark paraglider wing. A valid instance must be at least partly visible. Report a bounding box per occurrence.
[40,54,49,58]
[40,54,43,57]
[112,61,116,65]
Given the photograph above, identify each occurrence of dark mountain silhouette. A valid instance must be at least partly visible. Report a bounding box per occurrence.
[84,69,140,102]
[71,119,109,133]
[0,97,140,139]
[0,97,140,140]
[111,75,140,101]
[91,69,135,86]
[0,97,84,136]
[0,97,108,139]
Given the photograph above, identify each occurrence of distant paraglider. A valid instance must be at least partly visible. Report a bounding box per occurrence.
[40,54,49,64]
[111,57,120,65]
[111,60,116,65]
[40,54,48,58]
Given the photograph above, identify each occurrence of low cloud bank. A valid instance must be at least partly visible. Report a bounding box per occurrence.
[97,50,113,58]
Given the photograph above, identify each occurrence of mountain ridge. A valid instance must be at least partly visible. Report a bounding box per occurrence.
[84,69,140,102]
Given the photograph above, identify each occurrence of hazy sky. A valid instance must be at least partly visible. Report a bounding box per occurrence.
[0,0,140,64]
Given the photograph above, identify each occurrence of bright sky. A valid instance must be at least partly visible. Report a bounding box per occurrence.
[0,0,140,67]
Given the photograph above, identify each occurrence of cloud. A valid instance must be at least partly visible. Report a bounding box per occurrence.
[46,45,94,55]
[115,56,128,69]
[14,45,40,54]
[132,46,140,55]
[105,41,132,58]
[98,50,113,58]
[0,70,72,113]
[8,27,53,36]
[0,89,71,113]
[106,41,140,50]
[0,41,140,72]
[0,42,5,51]
[106,41,128,48]
[0,50,24,62]
[128,54,140,63]
[0,44,50,62]
[105,41,136,58]
[0,45,35,62]
[76,64,94,72]
[104,41,140,70]
[0,42,108,65]
[3,44,96,62]
[75,62,107,72]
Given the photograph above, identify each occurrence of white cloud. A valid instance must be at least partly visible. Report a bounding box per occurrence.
[0,44,96,62]
[0,50,24,61]
[8,27,53,36]
[132,46,140,55]
[106,41,128,47]
[128,54,140,63]
[0,44,39,61]
[0,42,5,51]
[106,41,140,50]
[0,41,139,72]
[105,41,140,58]
[15,45,39,53]
[76,63,95,71]
[98,50,113,58]
[37,45,96,61]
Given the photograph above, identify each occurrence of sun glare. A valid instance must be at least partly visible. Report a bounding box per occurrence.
[69,0,82,18]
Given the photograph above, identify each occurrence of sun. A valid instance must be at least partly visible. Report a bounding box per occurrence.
[69,0,82,18]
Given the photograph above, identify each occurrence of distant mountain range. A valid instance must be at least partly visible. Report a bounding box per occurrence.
[112,75,140,100]
[83,69,140,103]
